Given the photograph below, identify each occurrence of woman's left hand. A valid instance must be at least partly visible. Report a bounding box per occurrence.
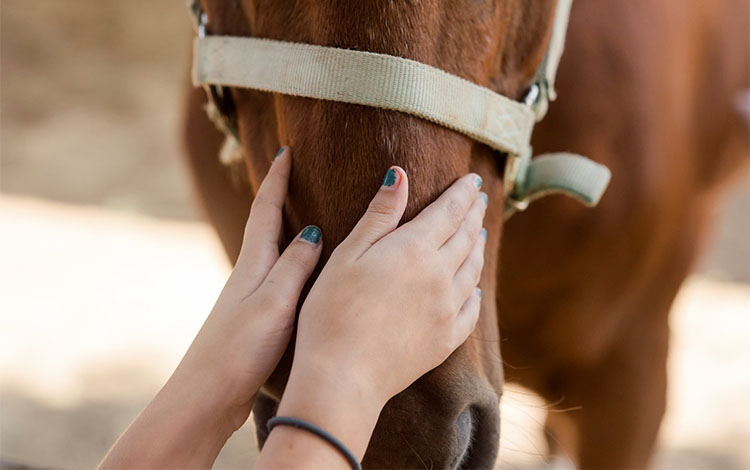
[100,147,322,468]
[170,146,323,428]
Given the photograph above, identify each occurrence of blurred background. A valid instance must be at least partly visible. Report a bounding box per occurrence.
[1,1,748,468]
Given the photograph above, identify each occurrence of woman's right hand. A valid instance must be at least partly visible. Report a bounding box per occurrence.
[263,166,487,465]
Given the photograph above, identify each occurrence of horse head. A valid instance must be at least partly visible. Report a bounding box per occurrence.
[196,0,560,467]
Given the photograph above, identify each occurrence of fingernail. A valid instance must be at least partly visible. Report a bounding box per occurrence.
[274,146,286,159]
[382,167,398,188]
[299,225,322,245]
[476,287,483,299]
[480,228,487,240]
[480,192,488,206]
[475,175,483,189]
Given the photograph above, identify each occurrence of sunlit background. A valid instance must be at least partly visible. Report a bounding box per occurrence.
[1,1,748,468]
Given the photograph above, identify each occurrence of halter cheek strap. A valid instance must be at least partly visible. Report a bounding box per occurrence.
[189,0,611,219]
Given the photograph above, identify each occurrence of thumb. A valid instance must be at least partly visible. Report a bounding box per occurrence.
[343,166,409,256]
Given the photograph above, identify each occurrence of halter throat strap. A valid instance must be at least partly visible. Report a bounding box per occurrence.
[190,0,610,219]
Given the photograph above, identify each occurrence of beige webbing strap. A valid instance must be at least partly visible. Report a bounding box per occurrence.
[529,0,574,121]
[503,153,611,219]
[191,0,612,219]
[193,36,536,159]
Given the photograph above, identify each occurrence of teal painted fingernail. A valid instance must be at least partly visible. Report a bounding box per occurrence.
[300,226,321,244]
[480,228,487,240]
[477,288,483,299]
[382,168,397,187]
[274,147,285,159]
[476,175,483,188]
[480,192,488,205]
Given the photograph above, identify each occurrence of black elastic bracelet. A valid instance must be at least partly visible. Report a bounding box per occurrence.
[267,416,362,470]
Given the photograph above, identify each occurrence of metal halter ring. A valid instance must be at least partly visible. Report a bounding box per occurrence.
[197,12,207,38]
[524,82,541,107]
[189,1,240,141]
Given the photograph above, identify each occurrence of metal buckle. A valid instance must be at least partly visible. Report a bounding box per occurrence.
[505,195,530,212]
[190,0,239,141]
[198,12,207,38]
[205,84,239,140]
[524,80,552,121]
[524,82,541,107]
[502,145,532,214]
[189,0,207,37]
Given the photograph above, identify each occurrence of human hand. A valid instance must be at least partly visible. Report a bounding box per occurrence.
[269,166,487,463]
[99,147,324,469]
[167,146,325,431]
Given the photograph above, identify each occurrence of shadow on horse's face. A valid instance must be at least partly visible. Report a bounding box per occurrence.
[201,0,556,466]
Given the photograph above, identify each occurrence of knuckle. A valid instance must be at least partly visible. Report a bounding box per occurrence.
[399,236,418,253]
[282,246,312,271]
[367,199,395,218]
[453,291,469,313]
[400,236,429,261]
[365,216,392,236]
[472,265,483,285]
[471,255,484,279]
[457,229,474,252]
[445,199,464,228]
[329,244,351,263]
[472,269,482,287]
[439,336,457,357]
[463,174,479,192]
[467,208,483,232]
[471,307,481,328]
[458,178,476,201]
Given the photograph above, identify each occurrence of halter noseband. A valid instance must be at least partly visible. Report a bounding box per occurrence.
[189,0,610,219]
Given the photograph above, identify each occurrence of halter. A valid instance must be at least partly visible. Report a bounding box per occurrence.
[189,0,610,219]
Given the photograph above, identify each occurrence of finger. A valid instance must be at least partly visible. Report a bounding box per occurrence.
[452,288,482,347]
[253,225,323,310]
[340,166,409,257]
[405,173,483,247]
[439,192,487,269]
[234,146,291,289]
[452,229,486,306]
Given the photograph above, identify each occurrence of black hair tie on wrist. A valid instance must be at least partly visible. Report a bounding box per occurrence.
[267,416,362,470]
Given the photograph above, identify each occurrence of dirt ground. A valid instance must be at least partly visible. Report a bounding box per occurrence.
[1,1,748,469]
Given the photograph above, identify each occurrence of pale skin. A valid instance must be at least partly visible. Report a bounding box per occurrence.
[100,146,487,469]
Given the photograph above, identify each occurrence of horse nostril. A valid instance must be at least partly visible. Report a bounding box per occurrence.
[457,407,472,439]
[453,407,474,469]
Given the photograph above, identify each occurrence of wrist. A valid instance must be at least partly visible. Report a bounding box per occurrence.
[276,357,386,460]
[161,365,253,435]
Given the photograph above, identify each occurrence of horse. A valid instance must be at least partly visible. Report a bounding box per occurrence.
[181,0,749,467]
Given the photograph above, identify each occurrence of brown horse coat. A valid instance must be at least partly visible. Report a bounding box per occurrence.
[182,0,748,467]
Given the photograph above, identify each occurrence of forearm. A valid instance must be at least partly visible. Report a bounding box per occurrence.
[99,376,237,469]
[255,362,384,468]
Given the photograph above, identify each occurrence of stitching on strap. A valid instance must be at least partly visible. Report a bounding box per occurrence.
[193,35,535,157]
